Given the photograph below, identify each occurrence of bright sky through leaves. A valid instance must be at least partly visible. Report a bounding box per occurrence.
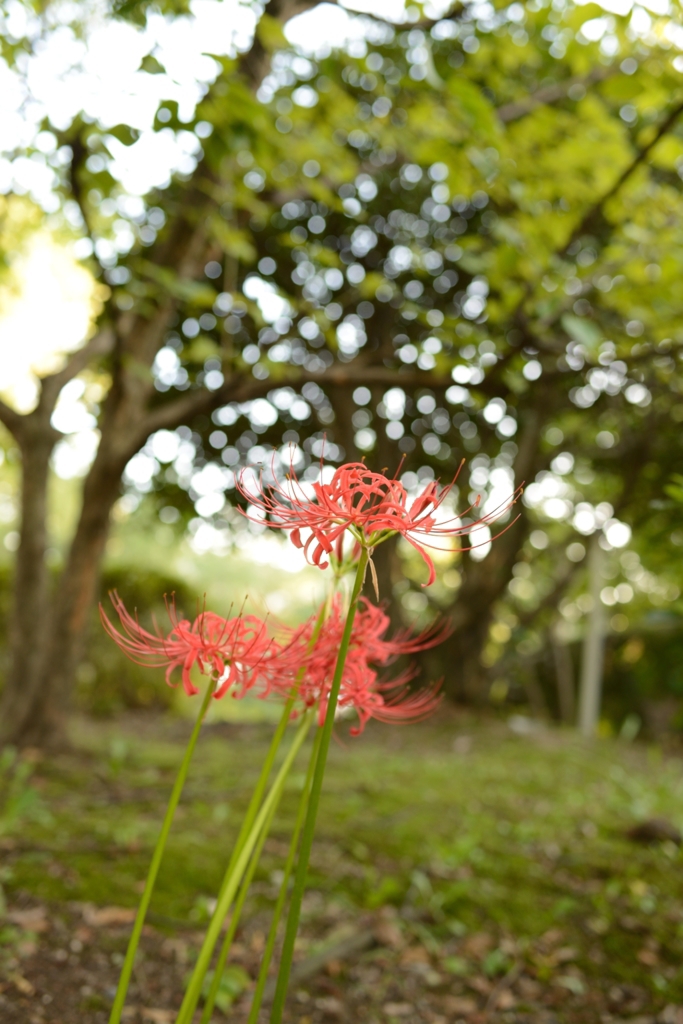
[0,0,681,491]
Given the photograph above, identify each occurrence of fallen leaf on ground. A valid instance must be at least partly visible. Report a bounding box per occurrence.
[7,906,49,932]
[82,905,136,926]
[540,928,564,947]
[8,972,35,996]
[442,995,478,1014]
[315,996,344,1016]
[160,937,189,963]
[382,1002,413,1016]
[495,989,516,1010]
[468,975,492,995]
[142,1010,175,1023]
[400,945,430,965]
[660,1006,683,1024]
[374,919,404,949]
[463,932,494,959]
[517,976,542,999]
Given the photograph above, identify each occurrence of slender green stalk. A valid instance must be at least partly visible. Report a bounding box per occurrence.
[247,725,323,1024]
[108,681,214,1024]
[174,712,313,1024]
[208,601,328,917]
[269,549,369,1024]
[196,602,330,1020]
[199,776,282,1023]
[212,701,294,901]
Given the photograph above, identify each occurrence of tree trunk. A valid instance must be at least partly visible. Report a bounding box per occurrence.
[577,535,606,738]
[435,589,496,702]
[522,659,549,718]
[427,407,544,702]
[0,419,55,746]
[5,326,170,745]
[19,456,127,747]
[551,629,575,724]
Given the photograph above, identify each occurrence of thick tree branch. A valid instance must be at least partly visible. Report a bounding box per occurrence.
[562,98,683,251]
[367,0,465,32]
[38,329,116,411]
[140,365,455,438]
[497,67,614,124]
[238,0,336,86]
[0,398,23,439]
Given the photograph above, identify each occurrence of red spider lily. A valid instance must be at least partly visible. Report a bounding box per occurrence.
[100,593,274,699]
[238,460,520,585]
[278,597,446,734]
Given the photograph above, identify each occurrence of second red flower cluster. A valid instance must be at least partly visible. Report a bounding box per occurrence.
[101,593,445,735]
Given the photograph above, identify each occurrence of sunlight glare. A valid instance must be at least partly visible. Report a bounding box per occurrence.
[0,234,99,413]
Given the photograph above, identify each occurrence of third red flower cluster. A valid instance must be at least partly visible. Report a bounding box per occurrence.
[101,594,447,735]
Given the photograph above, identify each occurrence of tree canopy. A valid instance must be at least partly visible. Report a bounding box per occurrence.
[1,0,683,744]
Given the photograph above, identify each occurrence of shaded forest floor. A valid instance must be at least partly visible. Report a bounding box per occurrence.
[2,710,683,1024]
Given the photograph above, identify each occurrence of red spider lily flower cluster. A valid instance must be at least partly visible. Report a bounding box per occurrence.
[100,593,274,699]
[278,597,448,734]
[238,460,518,585]
[101,592,447,736]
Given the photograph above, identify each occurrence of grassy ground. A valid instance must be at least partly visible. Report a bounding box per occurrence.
[2,710,683,1023]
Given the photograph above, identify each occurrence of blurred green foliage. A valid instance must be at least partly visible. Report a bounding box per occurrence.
[0,747,47,838]
[82,565,199,715]
[0,559,196,715]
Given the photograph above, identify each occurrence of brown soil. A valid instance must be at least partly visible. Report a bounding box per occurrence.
[1,894,678,1024]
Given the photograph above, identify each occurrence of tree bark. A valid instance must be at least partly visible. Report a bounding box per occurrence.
[428,408,544,702]
[577,535,606,738]
[19,454,130,746]
[551,629,575,725]
[0,416,56,745]
[436,534,524,702]
[0,335,116,747]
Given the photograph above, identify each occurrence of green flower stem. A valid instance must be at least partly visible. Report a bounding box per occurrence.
[108,681,215,1024]
[247,724,323,1024]
[206,701,292,918]
[174,711,313,1024]
[208,600,328,913]
[199,779,282,1024]
[269,549,369,1024]
[194,601,330,1020]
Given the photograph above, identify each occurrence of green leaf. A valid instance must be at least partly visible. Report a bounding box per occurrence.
[561,313,602,351]
[185,337,223,364]
[665,475,683,504]
[359,271,386,299]
[104,124,140,147]
[209,217,257,263]
[113,0,191,24]
[139,54,165,74]
[201,964,250,1013]
[256,13,288,52]
[139,262,217,307]
[448,77,498,137]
